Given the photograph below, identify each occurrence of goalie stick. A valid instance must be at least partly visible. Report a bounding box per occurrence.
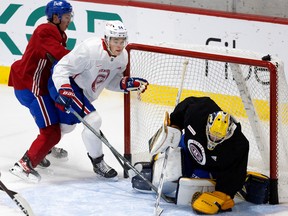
[66,107,174,203]
[0,174,35,216]
[154,60,189,216]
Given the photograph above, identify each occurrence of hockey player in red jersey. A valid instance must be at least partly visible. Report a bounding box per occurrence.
[48,20,148,180]
[9,0,73,183]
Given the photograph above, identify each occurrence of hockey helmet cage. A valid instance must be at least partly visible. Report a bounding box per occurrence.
[45,0,73,21]
[206,111,236,150]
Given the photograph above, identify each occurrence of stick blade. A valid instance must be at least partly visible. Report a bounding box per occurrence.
[154,206,163,216]
[13,194,35,216]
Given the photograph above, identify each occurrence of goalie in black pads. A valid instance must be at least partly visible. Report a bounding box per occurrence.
[170,96,249,214]
[132,96,251,214]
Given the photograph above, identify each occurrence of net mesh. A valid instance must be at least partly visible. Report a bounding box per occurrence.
[125,43,288,202]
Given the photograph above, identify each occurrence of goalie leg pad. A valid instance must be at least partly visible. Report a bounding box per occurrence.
[237,171,269,204]
[192,191,234,215]
[176,177,215,206]
[152,147,182,195]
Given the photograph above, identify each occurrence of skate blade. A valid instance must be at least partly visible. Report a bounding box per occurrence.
[47,154,69,162]
[95,174,118,182]
[9,166,40,183]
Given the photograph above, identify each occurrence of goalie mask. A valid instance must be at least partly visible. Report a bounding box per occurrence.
[206,111,236,150]
[104,20,128,56]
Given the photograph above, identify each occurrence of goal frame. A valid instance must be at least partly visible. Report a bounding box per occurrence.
[123,43,278,204]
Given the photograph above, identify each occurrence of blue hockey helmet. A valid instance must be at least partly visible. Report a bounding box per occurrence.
[45,0,73,21]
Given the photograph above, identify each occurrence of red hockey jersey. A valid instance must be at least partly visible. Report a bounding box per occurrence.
[8,23,70,96]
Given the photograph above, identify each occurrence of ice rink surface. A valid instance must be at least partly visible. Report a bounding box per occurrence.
[1,84,288,216]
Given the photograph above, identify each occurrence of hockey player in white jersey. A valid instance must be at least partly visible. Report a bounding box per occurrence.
[48,20,148,180]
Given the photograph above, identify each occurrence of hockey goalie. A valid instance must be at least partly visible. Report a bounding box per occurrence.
[131,96,269,214]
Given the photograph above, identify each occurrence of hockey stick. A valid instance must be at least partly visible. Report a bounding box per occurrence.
[99,130,130,177]
[66,107,174,203]
[100,131,143,179]
[0,177,35,216]
[154,60,189,216]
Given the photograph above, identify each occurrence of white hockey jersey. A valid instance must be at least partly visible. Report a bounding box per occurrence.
[52,37,128,102]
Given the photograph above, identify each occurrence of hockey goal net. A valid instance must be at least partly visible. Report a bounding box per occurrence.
[123,43,288,204]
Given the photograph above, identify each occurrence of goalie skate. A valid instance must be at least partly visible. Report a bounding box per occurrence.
[88,154,118,181]
[9,152,41,183]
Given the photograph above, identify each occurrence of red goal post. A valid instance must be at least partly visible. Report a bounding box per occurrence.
[123,43,288,204]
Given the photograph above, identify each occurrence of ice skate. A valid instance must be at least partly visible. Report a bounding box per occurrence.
[88,154,118,181]
[9,152,41,183]
[48,147,68,161]
[37,157,51,169]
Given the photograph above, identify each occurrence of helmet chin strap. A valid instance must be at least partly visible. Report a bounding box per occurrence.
[49,14,62,32]
[104,38,117,57]
[51,20,63,33]
[56,22,62,32]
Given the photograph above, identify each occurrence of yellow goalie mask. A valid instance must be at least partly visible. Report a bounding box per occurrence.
[206,111,236,150]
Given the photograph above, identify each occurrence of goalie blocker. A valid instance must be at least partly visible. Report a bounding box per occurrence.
[148,111,181,156]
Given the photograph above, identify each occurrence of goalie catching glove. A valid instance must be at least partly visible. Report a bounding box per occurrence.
[149,111,181,156]
[192,191,234,214]
[55,84,75,112]
[120,76,149,93]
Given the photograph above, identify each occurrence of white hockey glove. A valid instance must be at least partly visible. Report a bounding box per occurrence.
[120,76,149,93]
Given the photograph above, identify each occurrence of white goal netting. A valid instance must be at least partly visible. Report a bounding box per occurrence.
[124,43,288,203]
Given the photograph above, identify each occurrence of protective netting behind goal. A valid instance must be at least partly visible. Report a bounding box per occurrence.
[123,43,288,203]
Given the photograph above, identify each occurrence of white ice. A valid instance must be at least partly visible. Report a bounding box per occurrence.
[1,84,288,216]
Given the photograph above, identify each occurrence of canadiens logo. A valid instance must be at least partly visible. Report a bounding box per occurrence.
[188,139,206,165]
[92,69,110,92]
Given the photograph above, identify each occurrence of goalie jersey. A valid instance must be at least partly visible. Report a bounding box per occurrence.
[170,96,249,198]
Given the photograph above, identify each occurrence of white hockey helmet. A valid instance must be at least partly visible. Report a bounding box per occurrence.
[104,20,127,39]
[206,111,237,150]
[104,20,127,54]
